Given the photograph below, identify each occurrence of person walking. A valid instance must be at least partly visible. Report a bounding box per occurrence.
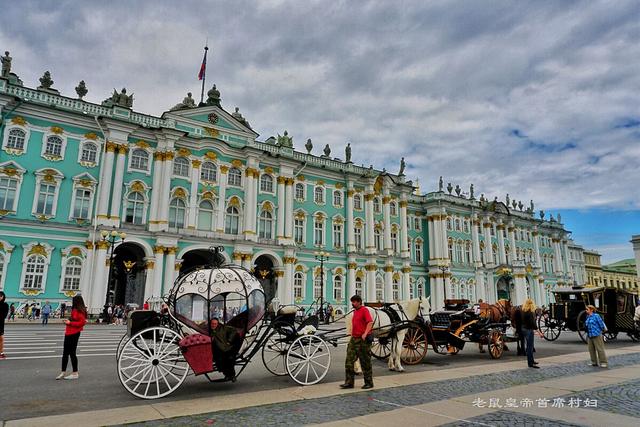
[9,303,16,322]
[585,304,608,368]
[341,295,374,390]
[41,301,52,326]
[60,302,67,319]
[26,304,33,321]
[56,295,87,380]
[521,298,540,369]
[0,291,8,359]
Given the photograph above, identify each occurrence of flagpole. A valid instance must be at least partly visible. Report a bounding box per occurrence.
[200,45,209,105]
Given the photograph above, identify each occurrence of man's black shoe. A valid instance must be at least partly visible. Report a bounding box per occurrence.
[361,383,374,389]
[339,383,354,389]
[528,365,540,369]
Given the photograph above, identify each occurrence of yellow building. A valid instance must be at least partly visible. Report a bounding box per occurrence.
[584,250,639,292]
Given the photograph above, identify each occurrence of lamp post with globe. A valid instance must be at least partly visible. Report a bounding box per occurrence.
[315,251,329,322]
[101,229,126,323]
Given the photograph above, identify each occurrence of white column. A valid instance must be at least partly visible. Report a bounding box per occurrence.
[283,260,294,305]
[507,225,517,263]
[475,270,486,302]
[553,238,563,275]
[276,176,286,239]
[187,160,200,229]
[366,264,377,302]
[149,151,164,228]
[243,169,255,237]
[430,275,444,311]
[365,189,375,254]
[216,167,228,232]
[346,187,355,252]
[347,259,356,299]
[80,241,95,302]
[513,271,528,306]
[383,193,392,253]
[402,263,411,300]
[485,273,496,303]
[250,170,259,234]
[427,216,435,259]
[152,246,165,299]
[164,247,177,293]
[482,220,493,265]
[275,270,285,307]
[384,265,393,301]
[471,217,481,264]
[497,222,506,265]
[90,243,108,314]
[562,240,571,279]
[158,152,173,231]
[533,231,542,268]
[284,178,294,239]
[399,198,410,258]
[109,145,127,221]
[97,143,116,220]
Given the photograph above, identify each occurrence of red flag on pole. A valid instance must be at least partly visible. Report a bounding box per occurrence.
[198,47,208,80]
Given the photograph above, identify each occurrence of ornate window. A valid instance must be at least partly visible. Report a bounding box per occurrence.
[373,197,381,213]
[374,228,382,251]
[333,223,343,248]
[448,238,454,260]
[259,210,273,239]
[200,161,217,182]
[465,241,472,264]
[391,229,398,253]
[225,205,240,234]
[0,177,18,211]
[333,190,343,207]
[353,194,362,210]
[130,149,149,171]
[314,217,325,246]
[294,272,305,299]
[314,274,323,299]
[355,276,363,296]
[173,157,190,177]
[295,183,305,201]
[260,174,274,193]
[294,217,305,244]
[415,239,423,263]
[43,135,64,158]
[463,219,470,233]
[72,188,92,219]
[62,257,82,291]
[169,198,187,228]
[227,167,242,186]
[390,201,397,216]
[80,142,98,164]
[314,186,324,204]
[375,276,384,301]
[197,200,215,231]
[35,183,57,216]
[455,218,461,231]
[125,192,145,224]
[7,128,26,150]
[354,225,363,250]
[414,217,421,231]
[23,255,46,290]
[455,240,464,263]
[333,275,343,301]
[392,277,400,301]
[447,217,452,230]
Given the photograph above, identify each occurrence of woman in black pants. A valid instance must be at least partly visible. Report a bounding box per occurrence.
[57,295,87,380]
[521,298,540,368]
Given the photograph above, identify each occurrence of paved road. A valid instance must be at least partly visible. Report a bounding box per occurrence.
[1,323,639,422]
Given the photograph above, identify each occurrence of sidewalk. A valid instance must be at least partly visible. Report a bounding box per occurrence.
[4,345,640,427]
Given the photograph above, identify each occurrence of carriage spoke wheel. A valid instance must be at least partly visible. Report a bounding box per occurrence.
[286,335,331,386]
[401,327,428,365]
[115,333,128,361]
[117,327,189,399]
[576,311,588,344]
[488,330,504,359]
[262,330,289,376]
[537,314,561,341]
[371,336,392,360]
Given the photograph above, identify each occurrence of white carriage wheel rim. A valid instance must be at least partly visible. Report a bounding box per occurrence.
[117,327,189,399]
[286,335,331,386]
[262,330,289,376]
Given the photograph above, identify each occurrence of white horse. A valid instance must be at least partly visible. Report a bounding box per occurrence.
[345,297,430,372]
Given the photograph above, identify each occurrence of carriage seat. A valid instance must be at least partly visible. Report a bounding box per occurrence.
[277,306,298,316]
[179,333,213,376]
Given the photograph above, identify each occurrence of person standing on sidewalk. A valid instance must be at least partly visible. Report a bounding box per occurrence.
[0,291,8,359]
[56,295,87,380]
[521,299,540,369]
[341,295,374,390]
[9,303,16,321]
[41,301,52,326]
[584,304,608,368]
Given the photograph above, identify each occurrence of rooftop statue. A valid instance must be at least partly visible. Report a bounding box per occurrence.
[505,193,510,206]
[345,143,352,162]
[206,84,221,107]
[557,213,562,223]
[38,71,54,90]
[469,183,475,199]
[232,107,251,128]
[1,51,11,78]
[102,88,134,108]
[439,176,444,192]
[75,80,88,99]
[170,92,196,111]
[447,182,453,194]
[530,200,534,212]
[518,201,523,211]
[455,184,461,196]
[277,130,293,148]
[540,210,545,220]
[305,138,313,153]
[323,144,331,157]
[399,157,406,175]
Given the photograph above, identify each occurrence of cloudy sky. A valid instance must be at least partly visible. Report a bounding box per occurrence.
[1,0,638,263]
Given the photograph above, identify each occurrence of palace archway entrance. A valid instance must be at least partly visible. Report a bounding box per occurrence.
[254,255,276,303]
[112,243,146,308]
[496,276,513,301]
[179,249,215,275]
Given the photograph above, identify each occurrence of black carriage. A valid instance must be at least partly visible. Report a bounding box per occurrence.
[538,286,640,343]
[115,247,332,399]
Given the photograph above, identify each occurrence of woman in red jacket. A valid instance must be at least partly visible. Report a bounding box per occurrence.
[56,295,87,380]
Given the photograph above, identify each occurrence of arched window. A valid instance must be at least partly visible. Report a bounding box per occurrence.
[7,128,26,150]
[333,275,343,301]
[225,205,239,234]
[23,255,46,289]
[332,222,343,248]
[465,241,472,264]
[44,135,63,157]
[314,274,323,299]
[447,217,453,230]
[355,225,363,250]
[314,217,324,245]
[455,218,461,231]
[492,244,498,264]
[81,142,97,163]
[200,161,217,182]
[294,215,305,244]
[463,219,470,233]
[415,240,423,263]
[375,276,384,301]
[125,191,145,224]
[355,276,363,296]
[173,157,190,177]
[0,177,18,211]
[353,194,362,210]
[295,183,305,200]
[259,210,273,239]
[455,240,463,263]
[168,198,186,228]
[314,186,324,204]
[392,277,400,301]
[333,190,342,207]
[391,229,398,253]
[480,241,485,264]
[448,238,454,261]
[227,168,242,186]
[374,228,382,251]
[72,188,92,219]
[390,201,397,216]
[373,197,381,213]
[197,200,215,231]
[293,272,304,299]
[260,174,274,193]
[62,257,82,291]
[130,149,149,171]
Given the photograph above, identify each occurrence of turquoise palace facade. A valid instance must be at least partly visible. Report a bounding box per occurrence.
[0,55,574,315]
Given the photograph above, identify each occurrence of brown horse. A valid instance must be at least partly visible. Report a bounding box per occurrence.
[478,299,514,352]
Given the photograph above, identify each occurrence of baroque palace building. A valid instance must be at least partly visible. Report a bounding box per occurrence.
[0,53,575,314]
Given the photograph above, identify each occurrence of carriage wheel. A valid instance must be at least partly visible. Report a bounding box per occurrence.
[603,331,618,341]
[371,336,392,360]
[115,333,128,361]
[286,335,331,386]
[537,314,562,341]
[401,326,428,365]
[488,330,504,359]
[262,330,289,376]
[117,327,189,399]
[629,331,640,343]
[576,311,588,344]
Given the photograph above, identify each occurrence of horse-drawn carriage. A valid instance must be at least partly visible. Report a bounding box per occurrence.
[538,286,640,343]
[115,247,333,399]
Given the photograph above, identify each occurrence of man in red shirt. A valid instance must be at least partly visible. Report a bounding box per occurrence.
[341,294,374,389]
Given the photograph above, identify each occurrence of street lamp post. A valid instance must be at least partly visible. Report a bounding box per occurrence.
[101,228,126,323]
[439,263,449,304]
[315,251,329,323]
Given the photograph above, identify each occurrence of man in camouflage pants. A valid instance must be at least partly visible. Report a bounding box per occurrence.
[341,295,374,389]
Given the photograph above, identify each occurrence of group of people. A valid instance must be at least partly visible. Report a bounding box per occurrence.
[106,304,128,325]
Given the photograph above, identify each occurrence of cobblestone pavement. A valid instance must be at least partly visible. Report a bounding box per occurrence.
[122,352,640,426]
[563,378,640,419]
[441,410,583,427]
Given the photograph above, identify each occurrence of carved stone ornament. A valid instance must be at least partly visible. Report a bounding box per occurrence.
[304,138,313,153]
[276,131,293,149]
[176,147,191,157]
[170,92,196,111]
[447,182,453,194]
[84,132,98,140]
[203,127,219,137]
[323,144,331,157]
[173,188,187,198]
[28,244,48,256]
[455,185,461,196]
[1,51,11,78]
[38,71,54,90]
[102,88,134,108]
[130,181,145,192]
[75,80,88,99]
[11,116,27,126]
[205,151,217,160]
[206,84,221,107]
